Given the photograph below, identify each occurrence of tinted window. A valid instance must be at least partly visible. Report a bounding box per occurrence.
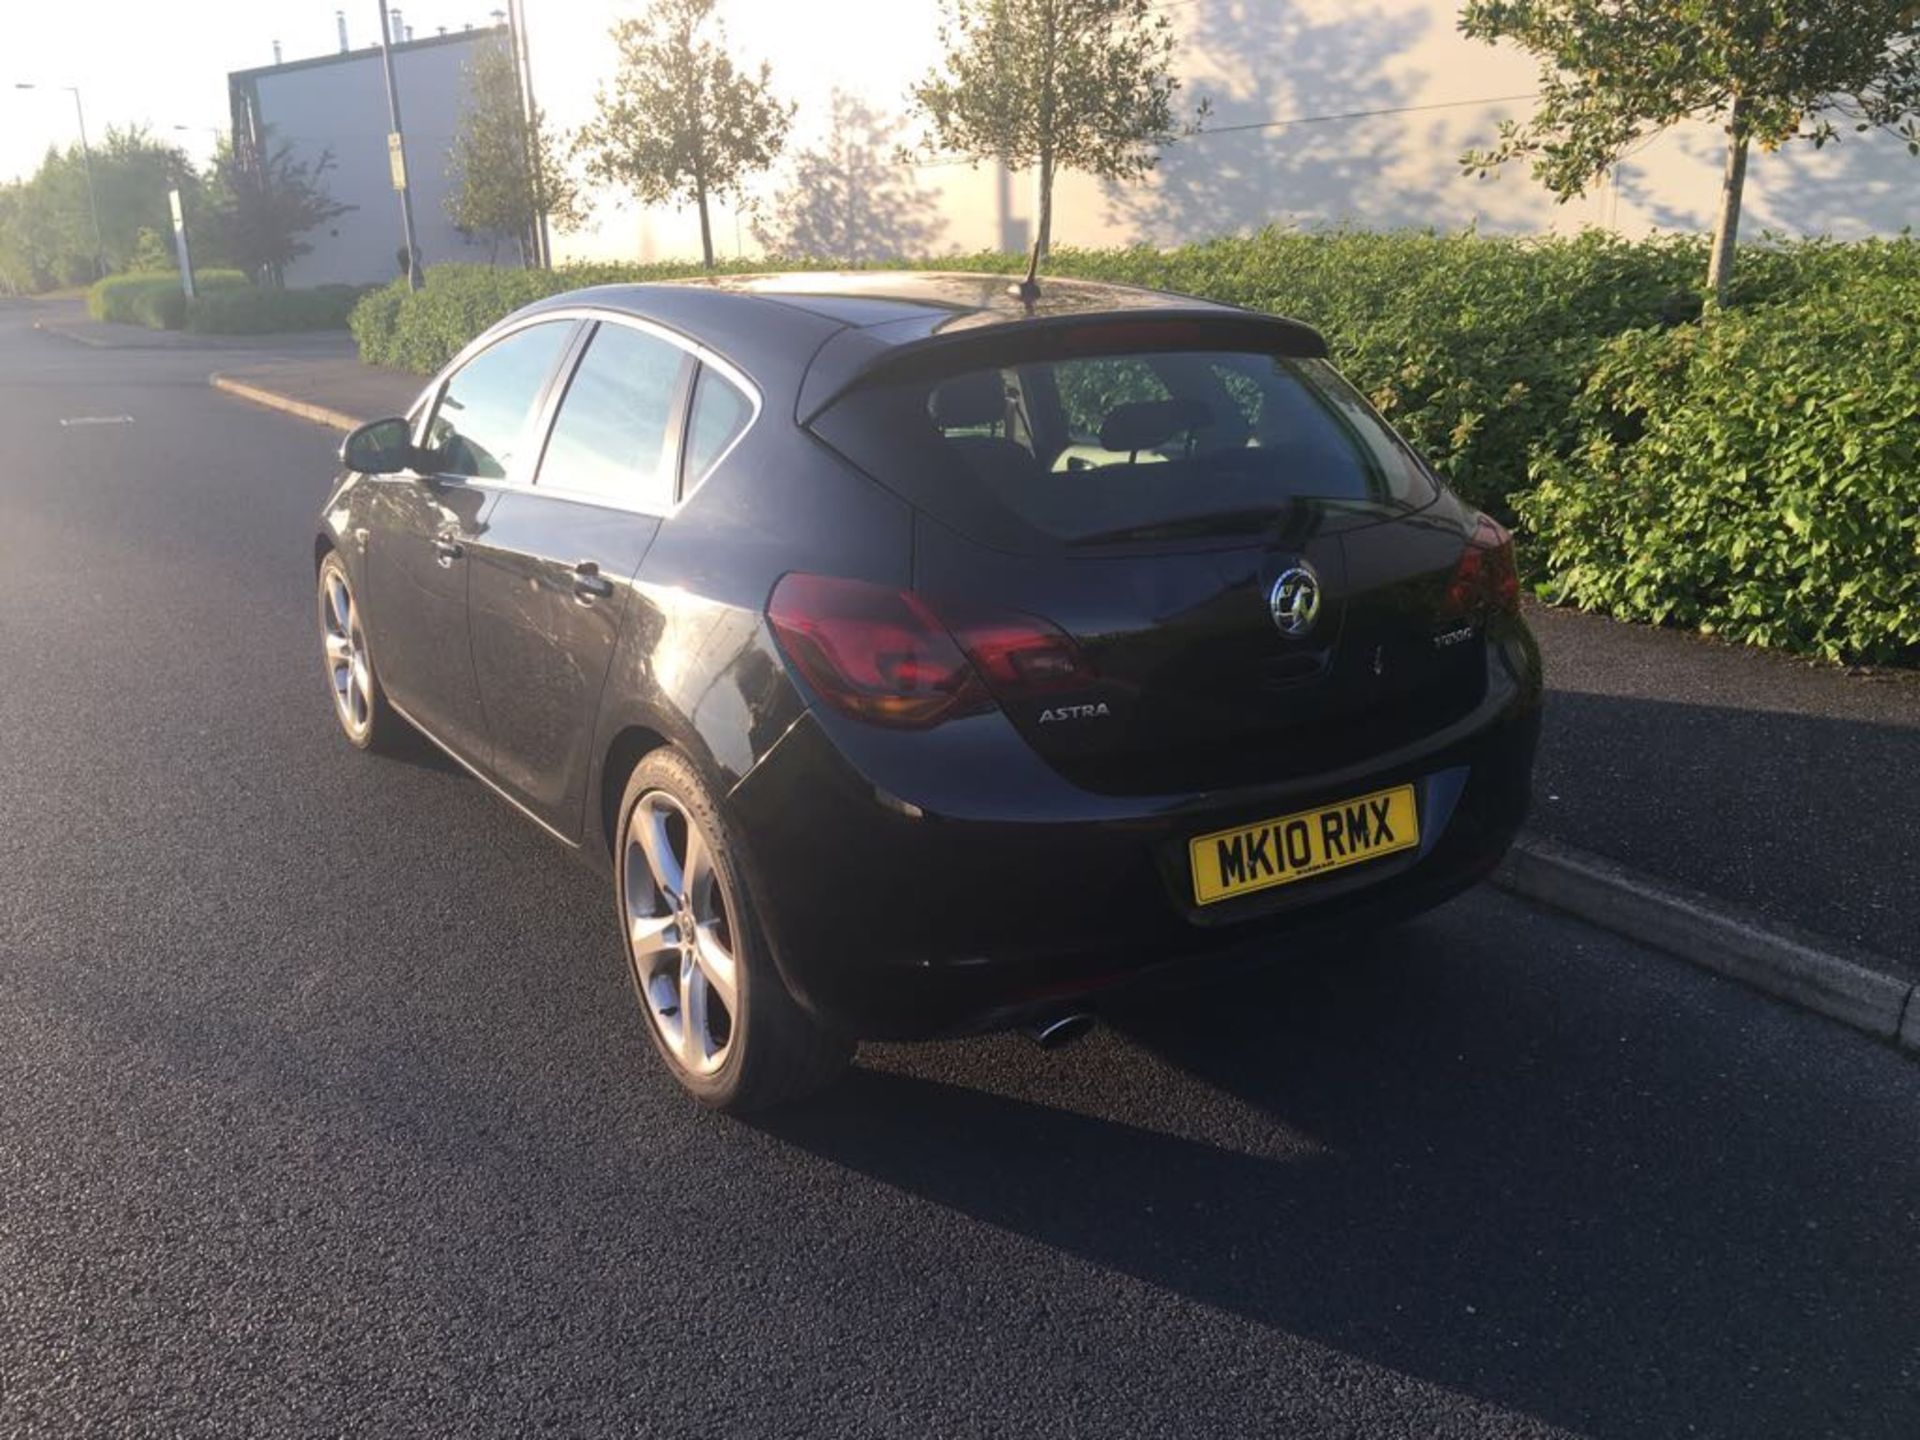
[813,348,1437,547]
[538,323,690,507]
[682,367,753,492]
[425,321,574,480]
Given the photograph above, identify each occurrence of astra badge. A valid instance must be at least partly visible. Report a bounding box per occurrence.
[1269,565,1321,638]
[1039,702,1111,723]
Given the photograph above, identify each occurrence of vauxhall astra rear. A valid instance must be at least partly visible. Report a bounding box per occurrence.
[315,272,1542,1110]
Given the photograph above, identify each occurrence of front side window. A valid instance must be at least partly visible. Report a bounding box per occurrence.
[424,321,575,480]
[537,323,691,508]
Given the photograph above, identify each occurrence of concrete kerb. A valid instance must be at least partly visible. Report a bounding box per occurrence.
[33,319,114,349]
[1495,834,1917,1051]
[202,366,1920,1057]
[209,373,366,433]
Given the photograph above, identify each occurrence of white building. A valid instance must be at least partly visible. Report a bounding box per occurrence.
[523,0,1918,265]
[227,24,515,287]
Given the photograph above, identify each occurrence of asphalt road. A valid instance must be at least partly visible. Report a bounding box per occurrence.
[2,300,1917,1439]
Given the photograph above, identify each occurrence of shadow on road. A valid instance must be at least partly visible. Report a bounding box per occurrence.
[762,925,1915,1438]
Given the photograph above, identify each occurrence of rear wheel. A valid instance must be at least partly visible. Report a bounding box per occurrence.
[316,550,407,753]
[617,748,851,1112]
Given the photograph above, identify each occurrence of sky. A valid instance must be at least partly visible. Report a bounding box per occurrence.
[0,0,944,187]
[3,2,508,180]
[0,0,962,263]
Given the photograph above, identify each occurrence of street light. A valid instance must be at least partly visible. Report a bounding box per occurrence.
[14,82,105,281]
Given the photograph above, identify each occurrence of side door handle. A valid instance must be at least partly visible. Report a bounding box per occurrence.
[434,537,465,567]
[572,560,614,600]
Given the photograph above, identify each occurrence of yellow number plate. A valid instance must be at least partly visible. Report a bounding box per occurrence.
[1188,784,1420,906]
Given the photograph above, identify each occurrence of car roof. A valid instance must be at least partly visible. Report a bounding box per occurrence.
[673,269,1251,329]
[519,271,1327,419]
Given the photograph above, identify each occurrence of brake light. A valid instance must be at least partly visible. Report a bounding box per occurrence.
[1445,514,1519,617]
[767,574,990,729]
[767,574,1099,729]
[939,609,1095,697]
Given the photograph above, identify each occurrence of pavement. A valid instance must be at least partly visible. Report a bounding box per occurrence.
[1527,602,1920,968]
[6,294,1920,1436]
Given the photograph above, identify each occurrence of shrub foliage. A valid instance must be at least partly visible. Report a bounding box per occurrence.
[89,270,248,325]
[1519,276,1920,664]
[184,283,363,334]
[90,271,363,333]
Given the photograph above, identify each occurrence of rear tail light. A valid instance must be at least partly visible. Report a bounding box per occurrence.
[938,608,1097,699]
[766,573,1097,729]
[1445,513,1520,617]
[767,574,989,728]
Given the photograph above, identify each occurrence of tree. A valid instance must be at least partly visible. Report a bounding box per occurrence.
[908,0,1191,258]
[751,92,947,260]
[203,132,353,287]
[573,0,792,268]
[0,127,199,288]
[1460,0,1920,305]
[447,40,584,265]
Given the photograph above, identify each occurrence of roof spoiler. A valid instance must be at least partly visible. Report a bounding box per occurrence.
[797,309,1330,424]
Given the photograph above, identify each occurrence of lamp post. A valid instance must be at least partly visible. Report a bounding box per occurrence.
[14,82,105,280]
[377,4,424,291]
[506,0,549,268]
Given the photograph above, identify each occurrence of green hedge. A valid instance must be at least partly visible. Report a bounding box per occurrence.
[1518,275,1920,665]
[347,234,1920,665]
[185,283,364,334]
[89,270,247,326]
[87,272,363,333]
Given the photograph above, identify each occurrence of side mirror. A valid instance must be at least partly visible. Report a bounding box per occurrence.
[340,417,422,476]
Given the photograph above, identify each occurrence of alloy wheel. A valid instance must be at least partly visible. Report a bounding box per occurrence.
[623,790,740,1076]
[320,568,374,738]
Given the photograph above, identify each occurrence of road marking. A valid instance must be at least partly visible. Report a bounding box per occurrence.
[59,415,134,427]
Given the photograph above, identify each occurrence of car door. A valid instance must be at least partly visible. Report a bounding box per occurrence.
[465,319,694,837]
[361,318,579,767]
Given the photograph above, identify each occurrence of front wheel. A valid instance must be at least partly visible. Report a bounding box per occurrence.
[317,550,407,753]
[616,748,851,1112]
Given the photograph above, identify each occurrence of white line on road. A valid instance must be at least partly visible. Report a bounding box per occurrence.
[59,415,134,427]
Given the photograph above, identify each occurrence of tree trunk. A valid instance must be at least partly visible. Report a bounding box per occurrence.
[1034,153,1054,261]
[1706,95,1750,309]
[695,174,715,270]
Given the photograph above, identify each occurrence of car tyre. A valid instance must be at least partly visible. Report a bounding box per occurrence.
[616,748,852,1112]
[317,549,408,753]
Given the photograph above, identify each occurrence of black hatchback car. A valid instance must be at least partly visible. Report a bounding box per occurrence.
[317,272,1540,1110]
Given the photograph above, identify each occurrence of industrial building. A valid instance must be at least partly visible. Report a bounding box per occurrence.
[227,15,515,287]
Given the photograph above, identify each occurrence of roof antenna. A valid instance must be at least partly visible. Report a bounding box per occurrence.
[1009,239,1042,308]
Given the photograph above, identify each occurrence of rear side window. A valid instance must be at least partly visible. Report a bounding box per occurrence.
[425,321,574,480]
[812,347,1437,547]
[537,323,690,509]
[682,366,753,492]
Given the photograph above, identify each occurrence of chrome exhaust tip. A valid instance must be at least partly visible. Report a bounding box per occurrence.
[1025,1011,1096,1049]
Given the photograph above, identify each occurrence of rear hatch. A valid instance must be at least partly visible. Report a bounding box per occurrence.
[805,319,1495,796]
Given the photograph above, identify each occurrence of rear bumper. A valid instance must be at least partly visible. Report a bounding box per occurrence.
[730,632,1540,1038]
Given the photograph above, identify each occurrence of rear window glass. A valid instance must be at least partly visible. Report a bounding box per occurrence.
[811,349,1437,547]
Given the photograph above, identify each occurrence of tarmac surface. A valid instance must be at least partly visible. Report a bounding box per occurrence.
[1527,601,1920,968]
[5,298,1918,1438]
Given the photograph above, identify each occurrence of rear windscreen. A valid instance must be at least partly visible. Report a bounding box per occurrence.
[809,349,1439,547]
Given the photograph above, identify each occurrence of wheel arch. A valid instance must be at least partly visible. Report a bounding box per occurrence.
[598,722,673,860]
